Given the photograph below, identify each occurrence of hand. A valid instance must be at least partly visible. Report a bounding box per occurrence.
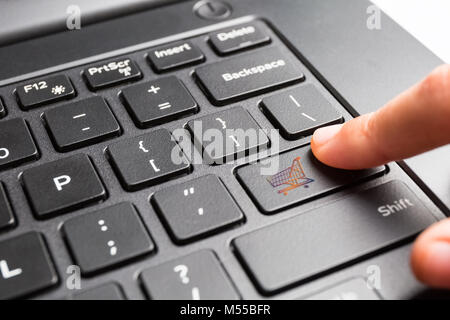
[311,65,450,289]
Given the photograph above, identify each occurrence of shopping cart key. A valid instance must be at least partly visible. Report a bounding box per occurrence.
[236,146,385,213]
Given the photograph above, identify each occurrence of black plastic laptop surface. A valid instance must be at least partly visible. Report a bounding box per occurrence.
[0,0,447,300]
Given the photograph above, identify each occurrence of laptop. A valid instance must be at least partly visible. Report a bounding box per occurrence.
[0,0,448,300]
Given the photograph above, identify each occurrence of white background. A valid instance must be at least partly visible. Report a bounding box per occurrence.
[373,0,450,63]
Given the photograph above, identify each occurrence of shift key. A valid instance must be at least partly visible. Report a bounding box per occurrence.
[195,47,304,105]
[233,181,437,294]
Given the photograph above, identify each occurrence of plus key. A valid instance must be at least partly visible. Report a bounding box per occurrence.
[121,76,198,128]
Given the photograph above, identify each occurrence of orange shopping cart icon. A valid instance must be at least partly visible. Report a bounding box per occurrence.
[266,157,314,195]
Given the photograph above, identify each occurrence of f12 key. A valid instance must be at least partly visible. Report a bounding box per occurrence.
[15,75,76,110]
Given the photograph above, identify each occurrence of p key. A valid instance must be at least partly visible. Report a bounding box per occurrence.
[44,97,121,152]
[21,154,106,219]
[107,129,190,191]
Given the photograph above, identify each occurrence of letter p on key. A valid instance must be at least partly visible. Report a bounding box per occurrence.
[53,175,71,191]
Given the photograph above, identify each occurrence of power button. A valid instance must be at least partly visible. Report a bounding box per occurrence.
[194,0,232,20]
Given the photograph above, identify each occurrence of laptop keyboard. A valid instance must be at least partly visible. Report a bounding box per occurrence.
[0,20,437,300]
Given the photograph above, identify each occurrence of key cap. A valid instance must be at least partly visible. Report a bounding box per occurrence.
[0,118,39,171]
[83,57,142,90]
[148,40,204,73]
[15,75,76,110]
[233,181,436,294]
[0,97,5,118]
[237,146,385,213]
[107,129,190,191]
[140,250,239,300]
[209,21,271,55]
[186,107,269,164]
[22,154,106,219]
[63,202,154,275]
[121,76,198,128]
[70,283,126,300]
[0,183,15,231]
[0,232,58,299]
[152,175,243,243]
[195,47,304,105]
[304,278,382,300]
[261,85,344,139]
[44,96,121,152]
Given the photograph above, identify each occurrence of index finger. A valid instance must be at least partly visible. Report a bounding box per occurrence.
[311,65,450,170]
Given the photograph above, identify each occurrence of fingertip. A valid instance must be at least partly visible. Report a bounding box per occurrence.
[411,219,450,289]
[311,124,344,167]
[311,124,343,147]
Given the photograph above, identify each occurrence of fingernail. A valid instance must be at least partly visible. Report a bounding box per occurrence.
[312,124,343,146]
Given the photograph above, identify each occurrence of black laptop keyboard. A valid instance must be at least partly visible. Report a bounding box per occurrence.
[0,20,437,300]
